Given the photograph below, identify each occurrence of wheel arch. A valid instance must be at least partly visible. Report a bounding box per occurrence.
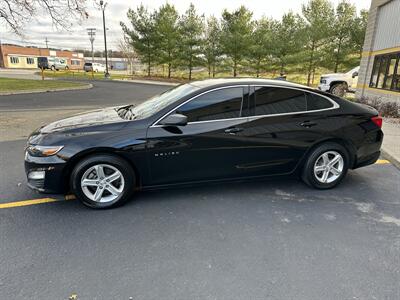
[329,81,348,89]
[61,147,142,193]
[298,138,357,171]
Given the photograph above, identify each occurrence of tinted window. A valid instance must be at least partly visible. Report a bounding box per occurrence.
[370,52,400,92]
[306,93,333,110]
[254,87,306,115]
[176,87,243,122]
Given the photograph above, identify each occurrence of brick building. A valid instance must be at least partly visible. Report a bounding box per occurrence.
[356,0,400,102]
[0,44,84,70]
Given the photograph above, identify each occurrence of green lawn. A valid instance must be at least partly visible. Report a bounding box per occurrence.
[0,77,87,93]
[41,70,126,80]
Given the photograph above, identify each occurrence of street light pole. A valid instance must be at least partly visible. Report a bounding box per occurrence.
[100,0,110,78]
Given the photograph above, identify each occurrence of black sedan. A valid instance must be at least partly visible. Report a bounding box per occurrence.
[25,78,383,208]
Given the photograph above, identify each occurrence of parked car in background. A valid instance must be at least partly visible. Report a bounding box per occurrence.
[84,62,106,73]
[318,66,359,97]
[25,78,383,209]
[37,57,69,71]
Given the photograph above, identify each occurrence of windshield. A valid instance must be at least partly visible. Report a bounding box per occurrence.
[117,83,200,120]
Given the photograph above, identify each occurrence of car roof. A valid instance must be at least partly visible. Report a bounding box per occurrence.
[188,78,310,90]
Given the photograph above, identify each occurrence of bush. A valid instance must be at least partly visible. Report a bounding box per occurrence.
[357,96,400,118]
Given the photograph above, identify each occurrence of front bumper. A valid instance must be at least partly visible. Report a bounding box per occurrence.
[318,83,330,92]
[25,151,67,194]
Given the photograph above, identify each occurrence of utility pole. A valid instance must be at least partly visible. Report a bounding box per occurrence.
[86,28,96,63]
[100,0,110,78]
[45,37,49,48]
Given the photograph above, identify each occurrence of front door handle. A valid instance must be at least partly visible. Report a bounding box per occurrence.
[224,127,243,134]
[300,121,317,128]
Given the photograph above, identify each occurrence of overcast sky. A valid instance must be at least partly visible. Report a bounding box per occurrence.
[0,0,371,52]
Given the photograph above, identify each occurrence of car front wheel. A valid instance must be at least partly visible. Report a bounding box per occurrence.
[301,143,349,189]
[329,83,347,97]
[71,155,135,208]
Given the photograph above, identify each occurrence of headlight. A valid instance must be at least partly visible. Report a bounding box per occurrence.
[26,145,64,157]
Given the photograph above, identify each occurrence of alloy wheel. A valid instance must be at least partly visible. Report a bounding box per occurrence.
[313,151,344,184]
[80,164,125,203]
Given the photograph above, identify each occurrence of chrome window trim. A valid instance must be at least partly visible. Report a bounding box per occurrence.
[150,84,339,128]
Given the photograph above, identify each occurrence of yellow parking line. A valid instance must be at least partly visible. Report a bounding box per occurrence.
[0,195,75,209]
[375,159,390,164]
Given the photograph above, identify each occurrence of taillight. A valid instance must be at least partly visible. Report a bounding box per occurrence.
[371,116,382,128]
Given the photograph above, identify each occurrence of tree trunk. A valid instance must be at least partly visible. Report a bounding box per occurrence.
[189,55,193,80]
[168,63,171,79]
[233,60,237,77]
[212,63,216,78]
[334,39,342,73]
[280,60,285,75]
[307,41,315,86]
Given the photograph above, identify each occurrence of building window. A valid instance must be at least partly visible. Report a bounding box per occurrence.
[71,59,81,66]
[10,57,19,64]
[369,52,400,92]
[26,57,35,65]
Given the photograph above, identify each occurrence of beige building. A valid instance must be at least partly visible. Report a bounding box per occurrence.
[356,0,400,102]
[0,44,84,70]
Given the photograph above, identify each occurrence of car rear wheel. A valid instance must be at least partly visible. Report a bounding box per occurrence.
[329,83,347,97]
[71,155,135,209]
[51,65,55,71]
[301,143,349,189]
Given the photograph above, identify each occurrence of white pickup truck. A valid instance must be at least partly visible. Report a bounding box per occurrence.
[318,66,359,97]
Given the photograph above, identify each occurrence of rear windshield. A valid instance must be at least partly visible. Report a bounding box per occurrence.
[84,63,92,66]
[38,57,47,62]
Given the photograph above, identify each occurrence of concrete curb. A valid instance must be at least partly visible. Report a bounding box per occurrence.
[381,148,400,170]
[113,79,179,86]
[0,83,93,96]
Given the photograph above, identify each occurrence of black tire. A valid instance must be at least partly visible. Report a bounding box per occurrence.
[71,154,136,209]
[65,66,69,71]
[329,83,347,97]
[301,142,349,189]
[51,65,55,71]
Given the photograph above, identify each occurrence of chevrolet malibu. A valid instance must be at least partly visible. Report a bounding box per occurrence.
[25,79,383,209]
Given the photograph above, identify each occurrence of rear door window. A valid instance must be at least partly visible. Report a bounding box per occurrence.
[305,93,334,110]
[253,87,306,116]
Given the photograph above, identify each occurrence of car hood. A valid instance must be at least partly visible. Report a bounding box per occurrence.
[321,73,347,78]
[39,107,125,134]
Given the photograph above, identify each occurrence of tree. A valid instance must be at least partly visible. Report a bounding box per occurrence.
[220,6,254,77]
[203,16,221,78]
[121,5,158,77]
[351,9,368,58]
[331,1,357,72]
[118,38,137,75]
[302,0,335,85]
[154,3,180,78]
[248,17,275,77]
[179,3,204,80]
[1,0,89,34]
[273,12,305,75]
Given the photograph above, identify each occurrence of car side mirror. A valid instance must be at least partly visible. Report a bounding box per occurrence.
[352,71,358,78]
[159,113,188,126]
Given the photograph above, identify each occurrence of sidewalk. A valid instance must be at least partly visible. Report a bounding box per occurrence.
[382,120,400,169]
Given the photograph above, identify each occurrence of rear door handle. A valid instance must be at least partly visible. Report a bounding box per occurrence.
[224,127,243,134]
[300,121,317,128]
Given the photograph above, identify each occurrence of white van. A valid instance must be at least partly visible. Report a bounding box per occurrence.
[84,62,106,73]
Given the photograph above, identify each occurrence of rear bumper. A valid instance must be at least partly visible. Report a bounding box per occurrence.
[353,129,384,169]
[353,151,380,169]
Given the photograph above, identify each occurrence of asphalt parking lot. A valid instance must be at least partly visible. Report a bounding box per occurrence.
[1,80,400,299]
